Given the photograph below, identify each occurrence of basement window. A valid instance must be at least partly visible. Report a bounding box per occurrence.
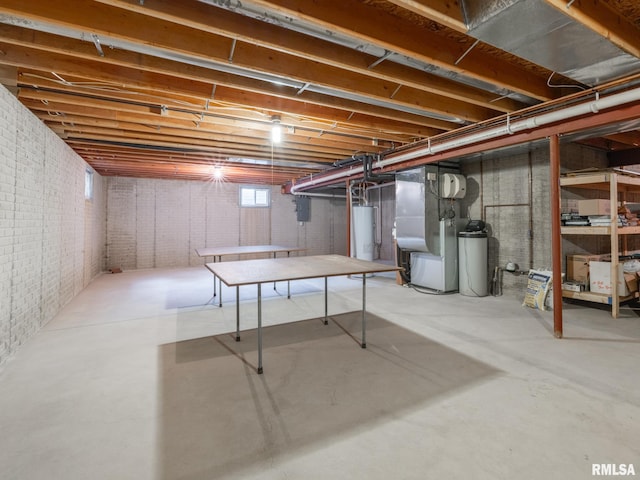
[84,168,94,200]
[240,186,270,207]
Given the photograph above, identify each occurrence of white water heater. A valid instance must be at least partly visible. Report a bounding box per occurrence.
[351,205,375,261]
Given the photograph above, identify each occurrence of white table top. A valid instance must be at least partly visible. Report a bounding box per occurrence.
[206,254,402,286]
[196,245,305,257]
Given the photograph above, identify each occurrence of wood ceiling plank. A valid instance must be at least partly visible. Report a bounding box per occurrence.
[60,129,346,162]
[74,150,318,173]
[19,74,432,142]
[545,0,640,58]
[19,88,406,149]
[247,0,557,100]
[79,154,303,184]
[383,0,467,32]
[17,79,437,144]
[0,28,455,134]
[95,0,523,113]
[229,41,496,123]
[0,4,484,121]
[71,146,325,178]
[0,23,469,128]
[64,131,337,164]
[38,115,363,158]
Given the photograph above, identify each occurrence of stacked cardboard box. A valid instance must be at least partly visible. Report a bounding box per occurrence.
[589,261,638,296]
[566,254,611,285]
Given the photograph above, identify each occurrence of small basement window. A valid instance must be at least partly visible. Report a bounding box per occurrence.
[240,186,270,207]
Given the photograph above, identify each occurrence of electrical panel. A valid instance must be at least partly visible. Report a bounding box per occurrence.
[295,195,310,222]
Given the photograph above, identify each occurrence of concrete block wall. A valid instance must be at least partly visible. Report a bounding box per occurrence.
[460,142,610,295]
[0,84,106,368]
[106,178,347,269]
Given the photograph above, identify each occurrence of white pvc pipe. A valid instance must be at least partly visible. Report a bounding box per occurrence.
[291,86,640,193]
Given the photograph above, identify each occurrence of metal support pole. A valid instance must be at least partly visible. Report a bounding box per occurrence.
[550,134,563,338]
[257,283,263,374]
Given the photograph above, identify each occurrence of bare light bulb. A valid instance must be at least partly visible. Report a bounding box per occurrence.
[271,123,282,143]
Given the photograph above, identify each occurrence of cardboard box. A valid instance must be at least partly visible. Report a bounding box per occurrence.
[578,199,611,216]
[566,254,611,283]
[625,272,638,294]
[589,261,636,296]
[562,282,583,292]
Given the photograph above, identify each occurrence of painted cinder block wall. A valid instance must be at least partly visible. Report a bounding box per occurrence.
[0,84,106,368]
[368,142,619,296]
[459,142,629,295]
[105,178,348,269]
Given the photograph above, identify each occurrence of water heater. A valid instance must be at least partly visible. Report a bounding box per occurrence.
[351,205,375,261]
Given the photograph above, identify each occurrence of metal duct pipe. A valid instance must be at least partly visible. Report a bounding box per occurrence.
[290,85,640,193]
[381,86,640,167]
[291,166,365,194]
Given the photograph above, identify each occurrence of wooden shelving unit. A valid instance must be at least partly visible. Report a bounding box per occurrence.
[560,171,640,317]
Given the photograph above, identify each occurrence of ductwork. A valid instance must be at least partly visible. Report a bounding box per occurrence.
[460,0,640,87]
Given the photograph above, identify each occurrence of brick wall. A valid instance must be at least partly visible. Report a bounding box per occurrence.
[106,178,348,268]
[0,85,106,368]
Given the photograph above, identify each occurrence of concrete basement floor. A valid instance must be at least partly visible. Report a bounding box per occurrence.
[1,265,639,480]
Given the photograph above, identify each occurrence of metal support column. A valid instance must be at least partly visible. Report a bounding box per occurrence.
[550,134,563,338]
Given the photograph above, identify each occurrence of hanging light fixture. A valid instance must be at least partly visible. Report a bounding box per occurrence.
[271,115,282,144]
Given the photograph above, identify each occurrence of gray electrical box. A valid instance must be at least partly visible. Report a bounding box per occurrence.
[295,196,310,222]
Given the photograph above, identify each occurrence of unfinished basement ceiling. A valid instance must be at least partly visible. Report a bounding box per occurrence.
[0,0,639,185]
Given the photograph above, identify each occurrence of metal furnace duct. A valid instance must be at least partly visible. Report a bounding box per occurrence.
[460,0,640,87]
[395,166,443,254]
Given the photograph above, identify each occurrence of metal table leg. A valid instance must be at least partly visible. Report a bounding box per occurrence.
[324,277,328,325]
[235,286,240,341]
[361,275,367,348]
[218,256,223,308]
[287,251,291,298]
[257,283,263,374]
[273,253,277,291]
[213,256,218,297]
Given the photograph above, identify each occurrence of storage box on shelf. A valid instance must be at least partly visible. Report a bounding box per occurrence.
[578,199,611,216]
[589,261,638,296]
[560,171,640,317]
[566,253,611,284]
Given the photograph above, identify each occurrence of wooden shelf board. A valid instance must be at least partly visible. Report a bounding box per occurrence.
[562,290,638,304]
[561,226,640,235]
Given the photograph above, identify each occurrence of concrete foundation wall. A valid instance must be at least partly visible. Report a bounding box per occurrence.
[0,85,106,368]
[368,142,614,298]
[106,178,347,269]
[460,142,611,296]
